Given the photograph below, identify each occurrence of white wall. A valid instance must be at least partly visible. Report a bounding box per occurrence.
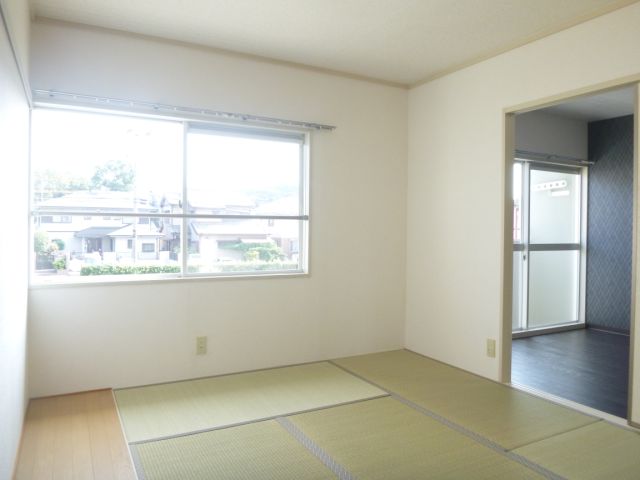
[515,110,588,159]
[1,0,29,76]
[0,1,30,478]
[406,0,640,409]
[27,20,407,397]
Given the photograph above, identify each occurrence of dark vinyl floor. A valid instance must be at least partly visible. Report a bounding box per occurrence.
[512,328,629,418]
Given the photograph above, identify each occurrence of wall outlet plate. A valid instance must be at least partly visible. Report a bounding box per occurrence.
[196,336,207,355]
[486,338,496,358]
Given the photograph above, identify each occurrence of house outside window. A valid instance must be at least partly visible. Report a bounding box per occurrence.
[30,107,309,283]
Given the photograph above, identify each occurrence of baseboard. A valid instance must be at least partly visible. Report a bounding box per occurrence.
[31,387,112,401]
[587,326,631,337]
[11,398,29,480]
[512,323,585,339]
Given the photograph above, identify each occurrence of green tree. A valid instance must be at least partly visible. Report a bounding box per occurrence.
[52,258,66,271]
[33,169,89,200]
[51,238,65,251]
[226,241,285,262]
[34,230,58,270]
[34,230,50,254]
[91,160,135,191]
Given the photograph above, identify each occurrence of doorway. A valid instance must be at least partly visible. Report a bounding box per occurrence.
[505,84,636,422]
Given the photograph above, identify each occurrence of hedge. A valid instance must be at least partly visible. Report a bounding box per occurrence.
[80,265,180,276]
[186,261,299,273]
[218,262,298,273]
[81,262,297,276]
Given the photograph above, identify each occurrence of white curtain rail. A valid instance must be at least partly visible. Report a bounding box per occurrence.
[32,89,336,131]
[515,149,593,167]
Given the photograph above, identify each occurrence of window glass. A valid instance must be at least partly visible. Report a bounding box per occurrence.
[30,108,308,283]
[529,169,581,244]
[186,218,302,275]
[187,130,302,217]
[31,109,183,212]
[141,243,156,253]
[33,215,180,278]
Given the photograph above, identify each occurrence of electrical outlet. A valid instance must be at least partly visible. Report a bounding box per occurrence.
[486,338,496,358]
[196,336,207,355]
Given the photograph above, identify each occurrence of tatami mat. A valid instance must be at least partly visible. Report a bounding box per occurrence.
[288,397,544,479]
[513,421,640,480]
[116,362,385,443]
[333,350,598,449]
[133,420,335,480]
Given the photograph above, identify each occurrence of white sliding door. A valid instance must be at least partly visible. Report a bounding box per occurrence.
[512,163,584,332]
[631,83,640,427]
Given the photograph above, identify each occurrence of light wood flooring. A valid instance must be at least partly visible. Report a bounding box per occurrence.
[14,390,135,480]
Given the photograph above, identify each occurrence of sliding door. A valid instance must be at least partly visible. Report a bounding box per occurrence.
[630,83,639,427]
[513,163,585,332]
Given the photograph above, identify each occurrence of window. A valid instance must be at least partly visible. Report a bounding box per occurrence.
[141,243,155,253]
[39,215,71,224]
[30,108,309,283]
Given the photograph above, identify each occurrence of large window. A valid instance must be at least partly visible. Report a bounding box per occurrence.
[31,108,309,283]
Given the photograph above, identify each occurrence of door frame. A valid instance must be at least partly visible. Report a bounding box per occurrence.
[501,78,639,427]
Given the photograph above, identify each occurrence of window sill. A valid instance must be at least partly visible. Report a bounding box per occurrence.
[28,270,309,289]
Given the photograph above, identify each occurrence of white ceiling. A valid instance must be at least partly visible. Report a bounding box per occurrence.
[543,86,635,121]
[30,0,637,86]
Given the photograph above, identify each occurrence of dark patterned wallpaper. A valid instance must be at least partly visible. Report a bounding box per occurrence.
[586,115,633,333]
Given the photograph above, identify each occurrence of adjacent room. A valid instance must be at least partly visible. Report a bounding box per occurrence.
[510,88,635,419]
[2,1,640,479]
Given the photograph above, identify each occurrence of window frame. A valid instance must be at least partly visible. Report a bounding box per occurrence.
[29,105,310,285]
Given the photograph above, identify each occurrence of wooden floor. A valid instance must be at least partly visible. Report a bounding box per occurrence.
[512,328,630,418]
[14,390,135,480]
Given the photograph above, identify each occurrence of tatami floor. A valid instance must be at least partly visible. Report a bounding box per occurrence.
[15,350,640,479]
